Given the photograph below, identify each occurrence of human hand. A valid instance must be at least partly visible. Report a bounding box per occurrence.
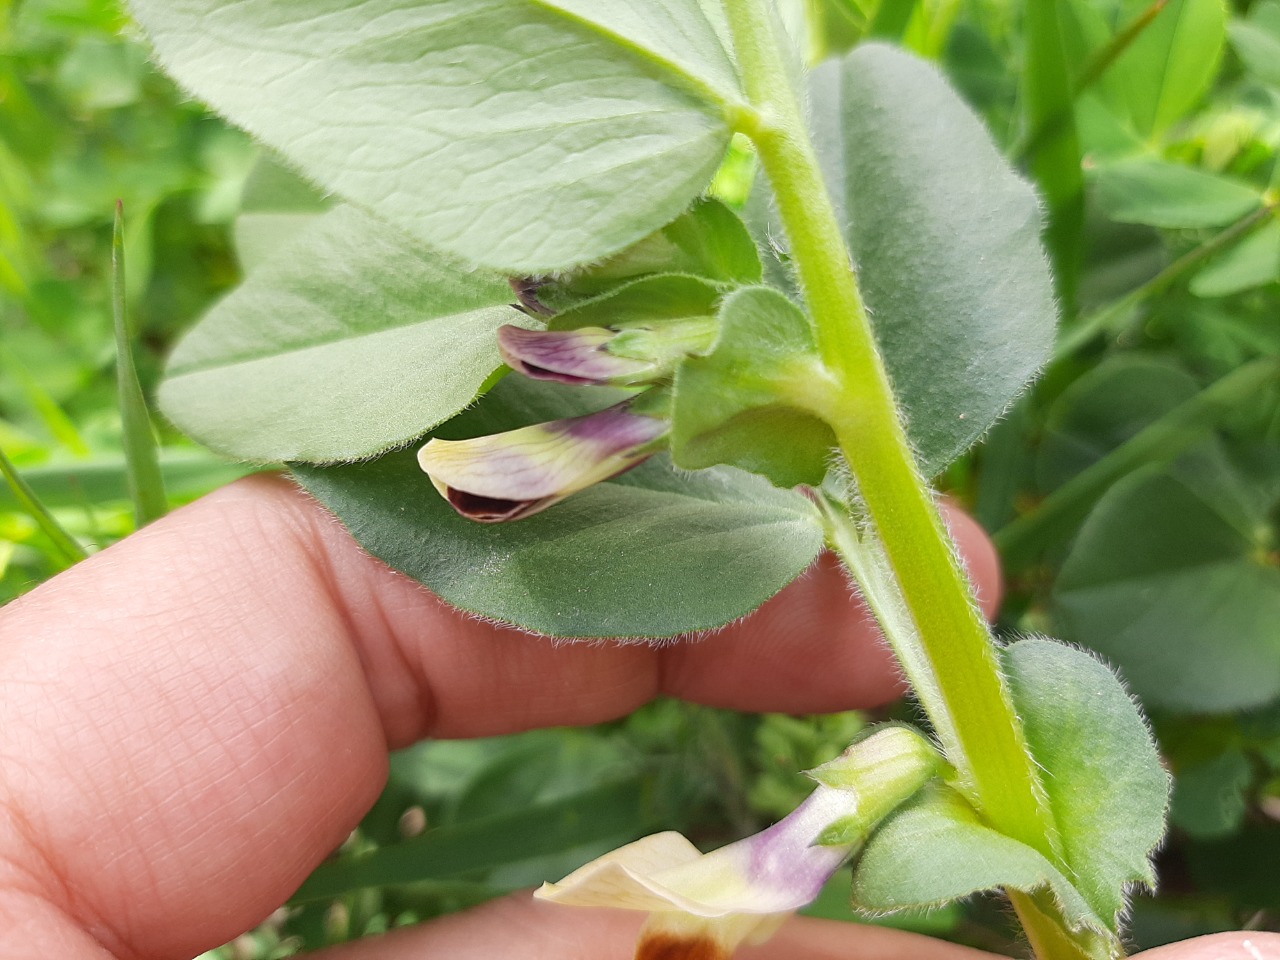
[0,475,1273,960]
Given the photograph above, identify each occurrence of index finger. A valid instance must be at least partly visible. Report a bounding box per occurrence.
[0,474,999,959]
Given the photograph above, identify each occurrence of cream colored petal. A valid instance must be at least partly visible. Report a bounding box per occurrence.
[535,832,704,912]
[536,787,860,919]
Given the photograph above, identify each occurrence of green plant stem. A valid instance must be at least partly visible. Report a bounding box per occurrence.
[721,0,1051,856]
[1058,201,1278,356]
[113,201,168,527]
[996,357,1280,569]
[720,3,1100,953]
[0,446,87,568]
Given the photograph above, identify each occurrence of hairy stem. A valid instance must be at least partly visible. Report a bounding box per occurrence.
[722,0,1050,855]
[718,8,1103,953]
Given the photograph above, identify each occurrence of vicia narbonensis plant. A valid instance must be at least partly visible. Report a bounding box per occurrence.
[131,2,1170,958]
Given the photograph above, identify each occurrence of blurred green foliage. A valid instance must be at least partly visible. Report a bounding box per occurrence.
[3,0,1278,956]
[0,0,251,597]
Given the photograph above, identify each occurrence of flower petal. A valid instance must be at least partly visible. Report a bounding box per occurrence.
[537,832,705,912]
[650,786,856,915]
[536,786,859,918]
[418,401,668,522]
[498,324,655,386]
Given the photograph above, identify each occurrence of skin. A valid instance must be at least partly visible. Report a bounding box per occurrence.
[0,475,1273,960]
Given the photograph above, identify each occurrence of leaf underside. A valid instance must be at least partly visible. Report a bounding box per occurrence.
[159,205,523,464]
[293,377,825,638]
[128,0,743,273]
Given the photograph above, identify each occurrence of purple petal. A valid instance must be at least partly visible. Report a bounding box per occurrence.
[418,402,668,523]
[498,325,654,386]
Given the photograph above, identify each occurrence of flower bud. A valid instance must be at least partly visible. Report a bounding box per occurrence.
[418,401,668,522]
[497,315,717,387]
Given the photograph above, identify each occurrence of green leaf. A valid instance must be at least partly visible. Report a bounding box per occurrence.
[999,359,1279,570]
[293,377,824,638]
[550,274,722,332]
[1229,0,1280,87]
[672,286,835,488]
[1190,218,1280,298]
[535,197,762,310]
[158,205,522,463]
[851,783,1108,940]
[1171,748,1252,839]
[831,45,1058,477]
[1023,0,1085,305]
[1107,0,1227,138]
[1054,467,1280,712]
[1092,158,1262,229]
[1035,356,1200,493]
[128,0,742,273]
[234,153,332,274]
[1002,638,1169,929]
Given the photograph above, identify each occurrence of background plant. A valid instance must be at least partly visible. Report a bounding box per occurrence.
[0,0,1277,957]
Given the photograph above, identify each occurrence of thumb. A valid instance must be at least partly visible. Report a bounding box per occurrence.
[1133,933,1280,960]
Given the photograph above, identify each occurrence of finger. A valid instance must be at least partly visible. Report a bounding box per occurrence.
[660,502,1002,713]
[1132,933,1280,960]
[310,894,1001,960]
[0,475,1000,959]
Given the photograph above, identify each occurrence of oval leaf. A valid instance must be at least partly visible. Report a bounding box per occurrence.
[1054,467,1280,712]
[128,0,742,272]
[1003,638,1169,929]
[851,783,1108,940]
[832,45,1058,477]
[293,378,825,638]
[159,205,521,463]
[1190,219,1280,298]
[1092,158,1262,230]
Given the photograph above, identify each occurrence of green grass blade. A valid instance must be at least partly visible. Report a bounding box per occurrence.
[0,349,91,457]
[995,356,1280,569]
[113,201,168,527]
[290,777,652,904]
[0,446,87,568]
[1022,0,1084,308]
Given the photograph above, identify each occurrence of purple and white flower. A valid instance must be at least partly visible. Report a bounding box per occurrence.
[418,401,668,523]
[497,324,656,386]
[535,784,862,959]
[535,726,942,959]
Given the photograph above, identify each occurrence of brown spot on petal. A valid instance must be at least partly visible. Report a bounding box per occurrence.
[636,931,730,960]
